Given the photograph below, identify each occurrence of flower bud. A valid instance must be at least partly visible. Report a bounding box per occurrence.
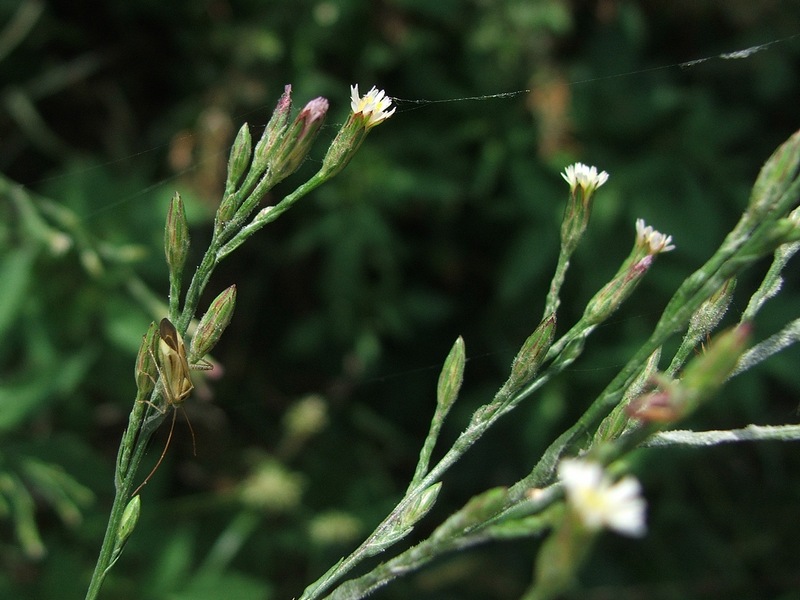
[252,85,293,170]
[399,482,442,531]
[165,192,190,277]
[583,257,651,326]
[135,322,159,395]
[225,123,252,193]
[437,337,465,413]
[681,323,751,398]
[188,285,237,363]
[689,278,735,340]
[747,128,800,220]
[629,325,751,424]
[116,495,141,549]
[503,314,556,395]
[214,192,239,233]
[267,97,329,182]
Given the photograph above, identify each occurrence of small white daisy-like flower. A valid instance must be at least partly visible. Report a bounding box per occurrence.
[558,458,646,538]
[635,218,676,254]
[350,84,396,127]
[561,162,609,194]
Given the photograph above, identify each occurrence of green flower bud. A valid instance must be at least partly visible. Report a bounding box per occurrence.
[747,128,800,220]
[503,314,556,395]
[165,192,190,277]
[437,337,465,413]
[225,123,252,193]
[116,495,141,549]
[188,285,237,363]
[681,323,751,399]
[214,192,239,233]
[399,482,442,531]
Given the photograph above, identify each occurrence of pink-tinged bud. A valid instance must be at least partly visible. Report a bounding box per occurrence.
[583,219,674,326]
[626,386,684,423]
[628,324,751,424]
[267,97,329,181]
[252,85,294,169]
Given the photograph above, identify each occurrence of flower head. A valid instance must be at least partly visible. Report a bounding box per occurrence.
[635,218,675,255]
[561,162,609,195]
[350,85,396,128]
[558,459,646,537]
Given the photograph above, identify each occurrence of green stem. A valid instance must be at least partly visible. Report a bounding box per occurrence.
[217,171,327,262]
[543,249,571,319]
[84,410,162,600]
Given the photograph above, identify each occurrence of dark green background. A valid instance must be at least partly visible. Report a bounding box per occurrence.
[2,1,799,598]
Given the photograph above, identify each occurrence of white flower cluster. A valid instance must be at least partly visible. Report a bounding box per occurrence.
[350,85,396,127]
[558,458,646,537]
[635,218,676,255]
[561,162,609,194]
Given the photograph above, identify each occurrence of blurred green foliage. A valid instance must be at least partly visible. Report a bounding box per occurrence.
[1,0,799,598]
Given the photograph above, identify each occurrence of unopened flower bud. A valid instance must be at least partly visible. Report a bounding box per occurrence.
[165,192,190,277]
[503,314,556,395]
[437,336,465,413]
[747,128,800,220]
[583,257,651,326]
[268,97,329,181]
[214,192,239,233]
[399,482,442,531]
[225,123,252,193]
[116,495,141,549]
[629,325,751,424]
[689,278,735,340]
[681,323,751,398]
[252,85,293,170]
[135,322,159,395]
[188,285,237,363]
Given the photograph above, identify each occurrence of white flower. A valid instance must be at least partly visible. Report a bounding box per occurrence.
[635,218,676,254]
[558,458,646,537]
[561,162,609,194]
[350,84,396,127]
